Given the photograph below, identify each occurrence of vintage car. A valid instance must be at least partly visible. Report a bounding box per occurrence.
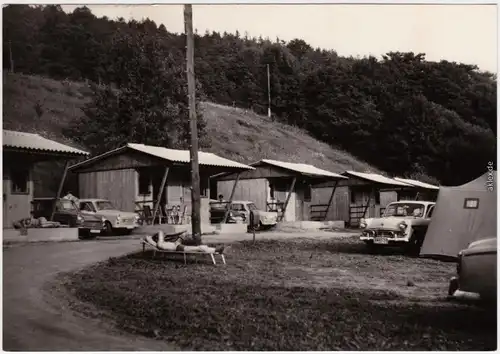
[78,198,141,235]
[31,198,105,239]
[210,200,278,230]
[448,237,497,303]
[359,201,436,253]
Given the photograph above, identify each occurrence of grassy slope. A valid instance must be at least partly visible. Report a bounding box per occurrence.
[3,72,378,174]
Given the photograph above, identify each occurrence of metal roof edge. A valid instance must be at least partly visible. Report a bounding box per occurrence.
[393,177,440,190]
[344,170,414,187]
[68,145,129,171]
[261,159,348,179]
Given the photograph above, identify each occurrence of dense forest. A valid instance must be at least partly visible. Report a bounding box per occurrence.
[3,4,497,185]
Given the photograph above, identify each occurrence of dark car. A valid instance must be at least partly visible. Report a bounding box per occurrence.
[31,198,105,239]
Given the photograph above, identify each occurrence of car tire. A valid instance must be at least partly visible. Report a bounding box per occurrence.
[103,221,114,236]
[406,230,423,256]
[447,278,459,298]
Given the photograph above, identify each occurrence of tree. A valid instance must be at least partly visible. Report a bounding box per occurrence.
[63,30,209,155]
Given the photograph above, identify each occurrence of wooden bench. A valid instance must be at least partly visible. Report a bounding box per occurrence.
[141,240,226,265]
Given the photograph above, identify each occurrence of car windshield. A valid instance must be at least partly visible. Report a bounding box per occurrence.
[59,200,76,211]
[383,203,426,217]
[247,203,258,211]
[95,201,116,211]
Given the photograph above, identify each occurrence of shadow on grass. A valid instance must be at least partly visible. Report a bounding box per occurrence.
[249,237,413,257]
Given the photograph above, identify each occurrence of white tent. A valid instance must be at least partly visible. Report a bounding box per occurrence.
[420,171,497,259]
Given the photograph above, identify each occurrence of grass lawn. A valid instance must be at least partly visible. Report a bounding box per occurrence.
[58,237,496,351]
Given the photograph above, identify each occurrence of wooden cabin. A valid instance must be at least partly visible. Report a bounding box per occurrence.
[214,159,347,222]
[68,143,253,225]
[3,130,89,228]
[312,171,439,227]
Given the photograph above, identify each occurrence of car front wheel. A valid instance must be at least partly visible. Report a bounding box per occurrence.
[103,221,114,236]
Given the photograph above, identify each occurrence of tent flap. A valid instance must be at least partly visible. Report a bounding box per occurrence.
[420,172,497,259]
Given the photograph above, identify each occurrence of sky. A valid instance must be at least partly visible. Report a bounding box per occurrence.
[62,4,498,73]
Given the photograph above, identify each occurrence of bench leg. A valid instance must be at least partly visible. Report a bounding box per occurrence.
[210,253,216,265]
[183,253,187,265]
[153,250,156,259]
[142,243,145,253]
[221,254,226,265]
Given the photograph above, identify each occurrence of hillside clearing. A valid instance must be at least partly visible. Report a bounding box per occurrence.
[3,72,376,174]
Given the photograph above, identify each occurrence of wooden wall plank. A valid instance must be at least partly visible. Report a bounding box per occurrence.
[78,169,136,211]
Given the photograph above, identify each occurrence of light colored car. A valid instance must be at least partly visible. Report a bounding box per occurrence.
[79,198,140,235]
[360,201,436,253]
[210,200,278,229]
[230,200,278,229]
[448,237,497,303]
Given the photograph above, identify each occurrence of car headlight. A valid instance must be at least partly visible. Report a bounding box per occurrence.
[398,221,408,230]
[77,215,84,221]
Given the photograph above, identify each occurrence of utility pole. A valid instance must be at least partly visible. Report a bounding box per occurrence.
[267,63,271,118]
[9,41,14,73]
[184,4,202,245]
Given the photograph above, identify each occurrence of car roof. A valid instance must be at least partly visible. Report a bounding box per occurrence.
[388,201,435,206]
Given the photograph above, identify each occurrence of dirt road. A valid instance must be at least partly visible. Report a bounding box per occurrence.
[3,230,350,351]
[3,239,177,351]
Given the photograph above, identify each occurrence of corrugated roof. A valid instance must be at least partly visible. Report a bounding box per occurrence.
[260,159,348,179]
[3,130,89,156]
[393,177,440,190]
[128,143,253,169]
[69,143,254,171]
[344,171,412,187]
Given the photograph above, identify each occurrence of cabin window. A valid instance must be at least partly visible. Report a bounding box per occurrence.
[138,169,151,195]
[304,184,311,202]
[463,198,479,209]
[375,192,380,204]
[11,166,29,194]
[350,190,356,204]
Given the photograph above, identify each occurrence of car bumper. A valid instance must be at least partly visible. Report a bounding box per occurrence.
[360,235,410,245]
[115,225,137,230]
[261,220,277,226]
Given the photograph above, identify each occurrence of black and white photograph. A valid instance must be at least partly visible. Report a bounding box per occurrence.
[2,1,498,351]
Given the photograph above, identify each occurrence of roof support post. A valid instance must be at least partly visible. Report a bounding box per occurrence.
[223,172,241,223]
[152,166,170,223]
[362,189,373,218]
[50,161,70,221]
[323,180,339,221]
[280,176,297,222]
